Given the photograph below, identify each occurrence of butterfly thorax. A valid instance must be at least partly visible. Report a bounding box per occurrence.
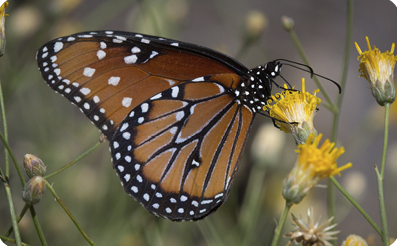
[234,63,280,113]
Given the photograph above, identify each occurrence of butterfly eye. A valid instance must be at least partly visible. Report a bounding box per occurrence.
[36,30,309,220]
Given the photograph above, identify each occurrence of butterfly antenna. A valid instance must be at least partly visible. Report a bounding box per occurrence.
[274,59,342,94]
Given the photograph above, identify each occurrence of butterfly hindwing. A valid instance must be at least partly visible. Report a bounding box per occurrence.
[110,78,254,220]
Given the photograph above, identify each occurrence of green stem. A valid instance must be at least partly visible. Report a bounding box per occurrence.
[240,160,267,246]
[0,235,31,246]
[375,166,388,245]
[0,78,10,177]
[5,203,30,237]
[0,131,26,186]
[29,206,48,246]
[286,30,336,111]
[377,103,390,245]
[44,180,95,246]
[330,177,382,236]
[271,203,291,246]
[328,2,353,244]
[2,179,22,246]
[331,0,353,144]
[44,141,101,179]
[380,103,390,178]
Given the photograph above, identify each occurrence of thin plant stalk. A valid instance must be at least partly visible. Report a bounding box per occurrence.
[197,219,224,246]
[331,0,353,143]
[0,131,25,186]
[0,235,30,246]
[327,3,353,240]
[240,160,267,246]
[330,177,382,236]
[5,203,30,237]
[2,178,22,246]
[270,203,291,246]
[44,180,95,246]
[377,102,390,245]
[0,79,9,176]
[286,30,336,112]
[29,206,48,246]
[44,141,102,179]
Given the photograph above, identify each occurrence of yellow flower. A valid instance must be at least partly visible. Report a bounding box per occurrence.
[282,134,352,205]
[265,78,320,145]
[341,234,368,246]
[355,37,396,106]
[285,207,339,246]
[0,1,8,56]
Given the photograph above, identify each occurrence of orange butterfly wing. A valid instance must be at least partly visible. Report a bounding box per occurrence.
[37,31,255,220]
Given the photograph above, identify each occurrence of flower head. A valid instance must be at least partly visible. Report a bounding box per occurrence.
[355,37,396,106]
[265,78,320,145]
[22,176,46,205]
[285,207,339,246]
[245,11,267,40]
[23,154,47,178]
[341,234,368,246]
[282,134,352,205]
[0,1,8,56]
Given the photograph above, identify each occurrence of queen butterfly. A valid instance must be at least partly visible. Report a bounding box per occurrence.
[36,30,314,221]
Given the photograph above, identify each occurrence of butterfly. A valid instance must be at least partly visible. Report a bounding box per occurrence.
[36,30,316,221]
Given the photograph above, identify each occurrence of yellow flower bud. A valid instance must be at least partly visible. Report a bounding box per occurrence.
[355,37,396,106]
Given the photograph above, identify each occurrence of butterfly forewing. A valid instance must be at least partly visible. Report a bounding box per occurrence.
[36,31,245,139]
[111,79,254,220]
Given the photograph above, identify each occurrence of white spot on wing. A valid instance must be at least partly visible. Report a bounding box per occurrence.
[97,50,106,59]
[131,47,141,53]
[120,123,129,132]
[122,97,132,107]
[80,88,91,95]
[171,86,179,98]
[151,93,162,100]
[122,132,131,140]
[192,77,204,82]
[54,68,61,75]
[108,76,120,86]
[93,96,100,103]
[150,51,158,58]
[83,67,96,77]
[124,55,138,64]
[54,42,64,52]
[176,111,184,121]
[141,103,149,113]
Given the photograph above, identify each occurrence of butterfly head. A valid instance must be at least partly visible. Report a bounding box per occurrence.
[263,60,283,79]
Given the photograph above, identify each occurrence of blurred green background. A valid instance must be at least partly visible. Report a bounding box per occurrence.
[1,0,397,245]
